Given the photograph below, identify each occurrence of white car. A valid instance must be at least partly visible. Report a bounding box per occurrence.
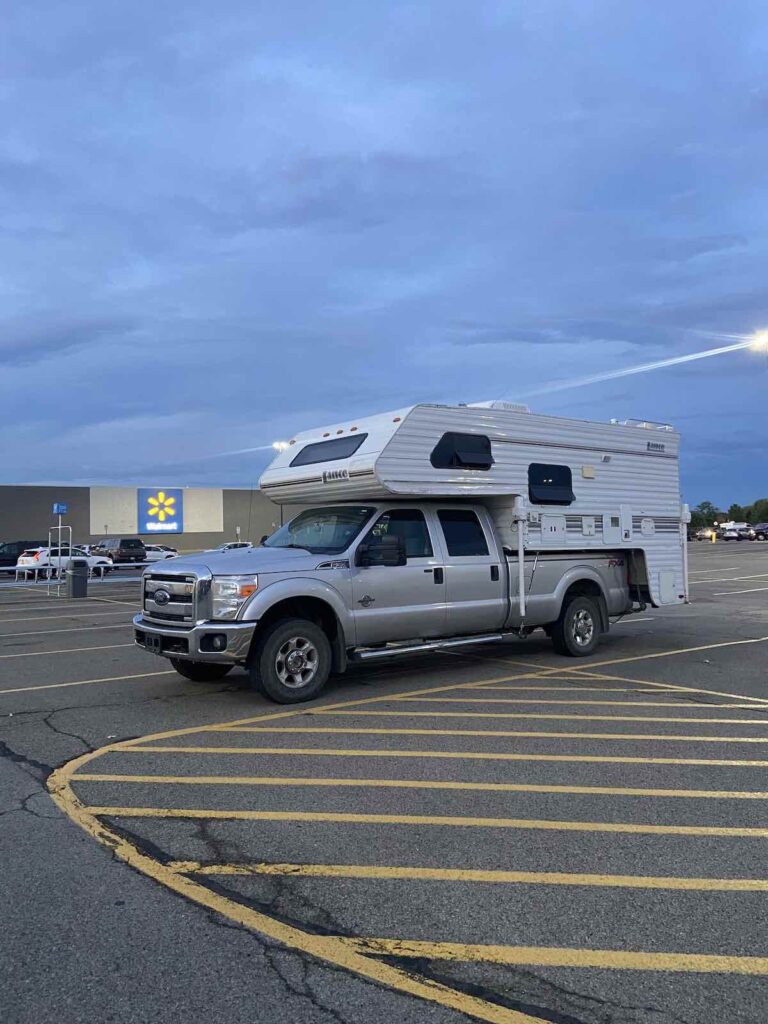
[144,544,178,562]
[214,541,253,552]
[16,546,113,577]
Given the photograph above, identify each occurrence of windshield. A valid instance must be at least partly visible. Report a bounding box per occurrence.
[264,505,375,555]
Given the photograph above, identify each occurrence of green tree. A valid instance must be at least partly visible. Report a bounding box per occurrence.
[747,498,768,524]
[690,501,720,529]
[728,503,747,521]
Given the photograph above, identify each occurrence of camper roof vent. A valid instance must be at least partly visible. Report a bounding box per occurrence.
[619,418,674,432]
[468,401,530,413]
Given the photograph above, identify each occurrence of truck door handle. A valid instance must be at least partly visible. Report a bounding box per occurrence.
[490,565,499,582]
[425,567,444,584]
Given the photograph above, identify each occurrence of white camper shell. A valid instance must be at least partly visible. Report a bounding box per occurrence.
[261,401,687,609]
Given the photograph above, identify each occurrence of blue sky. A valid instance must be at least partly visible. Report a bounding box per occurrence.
[2,1,767,507]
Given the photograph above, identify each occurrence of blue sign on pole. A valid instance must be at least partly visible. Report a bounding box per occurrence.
[137,488,184,535]
[52,503,68,516]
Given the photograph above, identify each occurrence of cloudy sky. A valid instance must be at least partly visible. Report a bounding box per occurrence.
[2,1,767,506]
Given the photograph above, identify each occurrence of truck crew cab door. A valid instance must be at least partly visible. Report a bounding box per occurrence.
[351,508,446,645]
[434,507,507,635]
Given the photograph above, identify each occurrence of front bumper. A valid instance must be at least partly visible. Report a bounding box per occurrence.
[133,614,257,663]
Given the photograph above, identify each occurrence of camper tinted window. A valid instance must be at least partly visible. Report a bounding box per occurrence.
[290,434,368,467]
[528,463,575,505]
[437,510,489,557]
[430,433,493,471]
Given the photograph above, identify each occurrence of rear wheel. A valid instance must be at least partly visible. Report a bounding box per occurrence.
[170,659,233,682]
[550,595,601,657]
[249,618,331,704]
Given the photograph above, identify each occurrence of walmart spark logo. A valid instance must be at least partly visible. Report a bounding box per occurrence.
[137,488,183,534]
[147,490,176,522]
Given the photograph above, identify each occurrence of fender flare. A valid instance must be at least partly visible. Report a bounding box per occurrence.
[239,577,352,669]
[553,566,610,633]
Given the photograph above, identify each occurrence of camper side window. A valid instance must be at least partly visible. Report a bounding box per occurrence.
[430,432,494,471]
[528,463,575,505]
[290,434,368,467]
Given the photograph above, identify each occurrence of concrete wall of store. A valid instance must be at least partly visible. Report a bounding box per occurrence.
[0,486,297,551]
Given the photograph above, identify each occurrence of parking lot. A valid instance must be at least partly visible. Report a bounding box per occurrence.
[2,542,768,1024]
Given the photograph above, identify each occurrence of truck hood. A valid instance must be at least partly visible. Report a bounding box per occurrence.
[158,546,335,576]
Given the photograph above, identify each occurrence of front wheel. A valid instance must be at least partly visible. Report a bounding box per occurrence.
[170,658,233,682]
[249,618,331,703]
[550,595,601,657]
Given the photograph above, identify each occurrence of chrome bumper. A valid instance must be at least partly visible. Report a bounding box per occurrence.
[133,614,256,663]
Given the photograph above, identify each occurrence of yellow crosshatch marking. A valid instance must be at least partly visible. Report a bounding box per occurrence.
[46,641,768,1024]
[147,490,176,522]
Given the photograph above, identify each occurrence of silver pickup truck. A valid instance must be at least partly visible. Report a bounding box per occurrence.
[134,501,635,703]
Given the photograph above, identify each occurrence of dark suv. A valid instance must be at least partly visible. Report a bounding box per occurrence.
[0,539,47,570]
[753,523,768,542]
[92,537,147,564]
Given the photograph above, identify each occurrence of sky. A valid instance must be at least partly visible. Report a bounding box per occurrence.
[2,1,767,507]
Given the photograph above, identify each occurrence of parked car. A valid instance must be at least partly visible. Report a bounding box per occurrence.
[718,525,755,542]
[0,539,47,570]
[144,544,178,562]
[91,537,147,564]
[752,523,768,541]
[213,541,253,552]
[16,547,113,577]
[694,527,714,541]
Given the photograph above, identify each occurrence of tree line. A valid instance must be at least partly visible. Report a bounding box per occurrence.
[690,499,768,530]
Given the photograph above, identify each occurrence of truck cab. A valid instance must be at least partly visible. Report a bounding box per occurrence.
[134,499,633,703]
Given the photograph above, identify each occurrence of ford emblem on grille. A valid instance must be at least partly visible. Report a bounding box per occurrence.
[153,588,171,606]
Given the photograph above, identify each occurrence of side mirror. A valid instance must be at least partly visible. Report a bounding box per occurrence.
[357,535,407,567]
[259,535,268,545]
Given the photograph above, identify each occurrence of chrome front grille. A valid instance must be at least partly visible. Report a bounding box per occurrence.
[143,572,196,626]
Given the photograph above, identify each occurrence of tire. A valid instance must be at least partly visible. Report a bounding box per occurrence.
[170,658,233,682]
[757,532,767,542]
[550,595,601,658]
[249,618,331,704]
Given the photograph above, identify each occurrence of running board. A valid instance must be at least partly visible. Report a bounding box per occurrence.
[351,632,513,662]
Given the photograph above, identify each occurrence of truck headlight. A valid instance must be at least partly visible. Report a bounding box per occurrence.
[211,575,258,620]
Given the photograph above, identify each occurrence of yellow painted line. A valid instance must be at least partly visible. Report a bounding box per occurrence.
[391,697,753,708]
[0,609,130,624]
[344,938,768,975]
[0,669,175,697]
[234,712,768,729]
[570,670,768,707]
[221,725,768,744]
[0,623,130,640]
[467,685,681,692]
[0,642,136,660]
[82,805,768,838]
[71,773,768,800]
[168,860,768,892]
[121,744,768,768]
[306,709,768,725]
[47,796,542,1024]
[568,635,768,672]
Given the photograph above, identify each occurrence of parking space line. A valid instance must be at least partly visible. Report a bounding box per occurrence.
[0,623,131,640]
[569,635,768,671]
[82,805,768,837]
[0,668,175,696]
[307,710,768,724]
[692,573,768,585]
[392,697,754,708]
[167,860,768,891]
[715,586,768,596]
[0,609,130,624]
[0,642,135,660]
[463,685,681,692]
[689,566,738,574]
[343,938,768,975]
[72,773,768,800]
[120,745,768,767]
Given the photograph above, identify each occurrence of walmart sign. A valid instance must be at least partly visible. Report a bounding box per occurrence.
[137,488,184,534]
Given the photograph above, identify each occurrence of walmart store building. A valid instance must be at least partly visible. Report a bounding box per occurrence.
[0,485,291,551]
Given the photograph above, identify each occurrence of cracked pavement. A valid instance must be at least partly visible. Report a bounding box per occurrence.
[2,550,768,1024]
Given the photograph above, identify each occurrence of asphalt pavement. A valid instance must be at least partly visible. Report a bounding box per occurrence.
[1,543,768,1024]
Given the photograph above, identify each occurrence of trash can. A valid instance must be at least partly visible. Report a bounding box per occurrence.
[66,558,89,599]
